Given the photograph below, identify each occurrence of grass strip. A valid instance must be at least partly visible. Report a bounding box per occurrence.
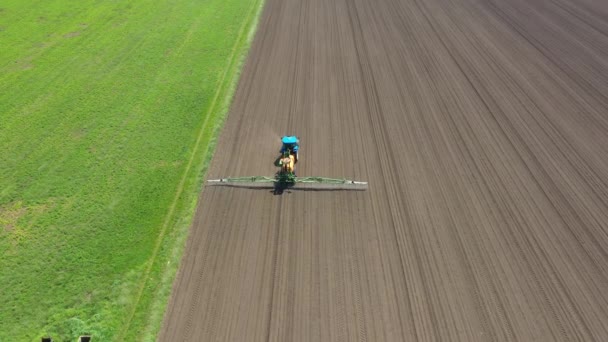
[0,0,264,340]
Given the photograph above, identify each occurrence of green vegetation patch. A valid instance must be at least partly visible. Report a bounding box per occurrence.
[0,0,264,340]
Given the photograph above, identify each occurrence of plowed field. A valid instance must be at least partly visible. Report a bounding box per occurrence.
[160,0,608,340]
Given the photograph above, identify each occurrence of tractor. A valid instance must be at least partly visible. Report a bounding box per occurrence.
[207,135,367,193]
[280,135,299,163]
[276,136,299,184]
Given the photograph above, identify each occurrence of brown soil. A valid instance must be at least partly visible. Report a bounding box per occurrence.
[159,0,608,340]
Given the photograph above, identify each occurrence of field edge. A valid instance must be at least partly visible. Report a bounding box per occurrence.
[117,0,267,340]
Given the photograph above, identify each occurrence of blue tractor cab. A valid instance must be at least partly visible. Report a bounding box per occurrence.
[280,136,299,161]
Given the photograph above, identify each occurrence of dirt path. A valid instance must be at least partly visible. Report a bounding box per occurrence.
[159,0,608,340]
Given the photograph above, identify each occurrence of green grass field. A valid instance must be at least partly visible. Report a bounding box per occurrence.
[0,0,263,340]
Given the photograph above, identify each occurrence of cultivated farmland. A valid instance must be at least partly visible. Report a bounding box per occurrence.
[160,0,608,340]
[0,0,263,340]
